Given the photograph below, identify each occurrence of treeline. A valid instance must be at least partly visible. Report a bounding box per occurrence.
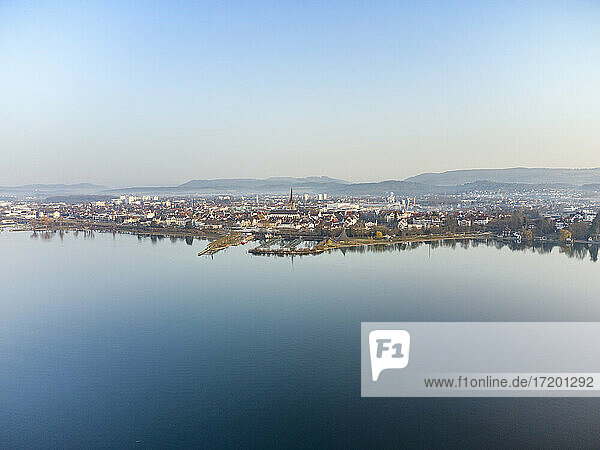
[487,208,600,240]
[316,220,481,240]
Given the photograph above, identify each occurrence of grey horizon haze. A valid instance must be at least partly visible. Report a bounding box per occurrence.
[2,1,600,186]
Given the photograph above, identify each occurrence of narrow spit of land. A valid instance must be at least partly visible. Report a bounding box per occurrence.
[197,233,252,256]
[247,232,493,256]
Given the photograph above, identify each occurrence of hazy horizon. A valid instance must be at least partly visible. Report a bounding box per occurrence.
[4,166,600,189]
[2,1,600,185]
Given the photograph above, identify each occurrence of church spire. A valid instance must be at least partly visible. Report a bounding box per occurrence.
[288,187,296,210]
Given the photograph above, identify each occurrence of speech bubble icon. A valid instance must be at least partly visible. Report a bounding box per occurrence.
[369,330,411,381]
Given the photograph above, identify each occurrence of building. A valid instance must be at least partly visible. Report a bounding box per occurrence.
[267,188,300,223]
[288,188,296,210]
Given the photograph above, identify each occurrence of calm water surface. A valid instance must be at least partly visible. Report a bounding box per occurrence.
[1,231,599,448]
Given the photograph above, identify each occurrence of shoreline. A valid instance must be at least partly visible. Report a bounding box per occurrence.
[248,232,493,256]
[8,224,598,258]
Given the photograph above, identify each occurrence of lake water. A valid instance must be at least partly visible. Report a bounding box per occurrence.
[1,230,599,448]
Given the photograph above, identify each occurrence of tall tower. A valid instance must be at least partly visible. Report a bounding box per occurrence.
[288,188,296,210]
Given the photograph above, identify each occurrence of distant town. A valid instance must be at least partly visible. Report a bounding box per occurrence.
[2,182,600,258]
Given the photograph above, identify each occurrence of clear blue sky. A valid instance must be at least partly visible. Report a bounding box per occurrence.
[1,0,599,186]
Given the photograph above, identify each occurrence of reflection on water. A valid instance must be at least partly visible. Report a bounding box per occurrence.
[321,237,599,262]
[30,229,600,262]
[341,238,599,263]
